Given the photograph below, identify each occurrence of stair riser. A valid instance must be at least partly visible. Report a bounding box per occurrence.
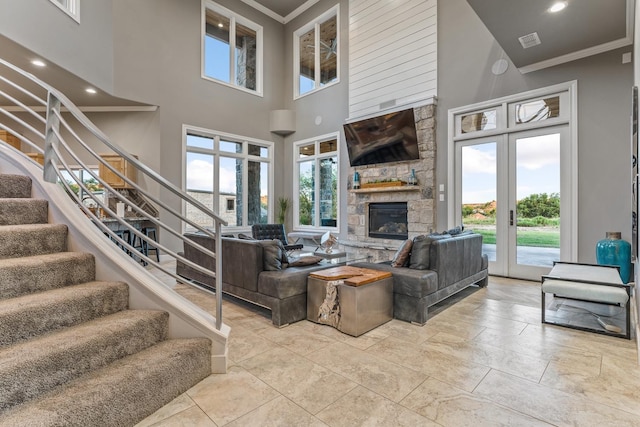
[0,253,96,300]
[0,199,48,225]
[0,174,31,198]
[0,224,67,259]
[0,282,129,347]
[0,311,170,412]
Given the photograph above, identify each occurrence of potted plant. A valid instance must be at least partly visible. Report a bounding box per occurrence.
[277,197,290,224]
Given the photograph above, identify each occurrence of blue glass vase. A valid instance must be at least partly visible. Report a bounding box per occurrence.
[595,231,631,284]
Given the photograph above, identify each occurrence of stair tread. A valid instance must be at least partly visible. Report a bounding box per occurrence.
[0,174,31,198]
[0,281,129,346]
[0,338,211,427]
[0,223,68,259]
[0,310,170,413]
[0,252,95,299]
[0,198,48,225]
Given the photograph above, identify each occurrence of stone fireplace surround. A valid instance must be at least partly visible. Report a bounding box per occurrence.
[343,103,436,262]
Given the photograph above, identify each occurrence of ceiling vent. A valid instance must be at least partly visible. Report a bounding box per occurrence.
[518,32,541,49]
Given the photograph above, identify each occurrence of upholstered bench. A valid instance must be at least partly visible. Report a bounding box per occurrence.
[541,262,632,339]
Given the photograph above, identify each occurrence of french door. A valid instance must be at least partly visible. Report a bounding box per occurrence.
[456,126,568,280]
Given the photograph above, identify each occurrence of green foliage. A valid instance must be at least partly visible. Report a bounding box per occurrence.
[277,197,290,224]
[461,205,474,217]
[517,192,560,218]
[517,216,560,227]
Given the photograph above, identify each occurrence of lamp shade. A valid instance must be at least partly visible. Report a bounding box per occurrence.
[269,110,296,135]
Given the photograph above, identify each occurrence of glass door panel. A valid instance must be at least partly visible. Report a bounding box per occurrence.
[508,130,562,279]
[460,142,498,264]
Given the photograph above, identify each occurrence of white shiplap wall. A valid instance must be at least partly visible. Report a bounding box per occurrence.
[348,0,437,119]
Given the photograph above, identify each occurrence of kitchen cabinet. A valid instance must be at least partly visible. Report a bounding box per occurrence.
[99,154,137,189]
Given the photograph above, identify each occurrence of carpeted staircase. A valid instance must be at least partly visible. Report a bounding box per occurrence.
[0,173,212,426]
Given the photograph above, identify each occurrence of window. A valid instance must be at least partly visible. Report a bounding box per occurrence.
[49,0,80,22]
[293,134,339,228]
[58,167,103,208]
[203,2,263,95]
[184,127,272,231]
[293,6,339,98]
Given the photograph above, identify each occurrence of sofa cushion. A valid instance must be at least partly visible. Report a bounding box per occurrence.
[288,255,323,267]
[258,239,284,271]
[258,264,329,299]
[409,234,451,270]
[391,239,413,267]
[409,235,430,270]
[350,261,438,298]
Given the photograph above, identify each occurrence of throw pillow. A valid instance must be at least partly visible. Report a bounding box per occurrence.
[391,239,413,267]
[275,239,289,266]
[237,233,255,240]
[446,226,463,235]
[409,235,431,270]
[258,239,283,271]
[288,255,323,267]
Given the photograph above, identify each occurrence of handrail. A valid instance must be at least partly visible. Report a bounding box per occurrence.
[0,57,226,330]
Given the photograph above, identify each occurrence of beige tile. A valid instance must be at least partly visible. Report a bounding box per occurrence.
[401,377,552,426]
[307,341,427,402]
[135,394,196,427]
[434,306,528,335]
[474,370,640,426]
[519,323,637,359]
[258,322,336,356]
[372,318,440,344]
[367,336,490,392]
[187,367,279,426]
[227,324,279,363]
[143,405,217,427]
[294,319,389,351]
[316,386,438,427]
[423,338,549,382]
[225,396,327,427]
[417,316,487,341]
[240,346,358,414]
[540,354,640,416]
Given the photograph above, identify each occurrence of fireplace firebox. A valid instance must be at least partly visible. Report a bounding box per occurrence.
[368,202,408,240]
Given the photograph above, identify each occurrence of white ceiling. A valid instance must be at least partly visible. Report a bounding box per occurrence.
[240,0,316,23]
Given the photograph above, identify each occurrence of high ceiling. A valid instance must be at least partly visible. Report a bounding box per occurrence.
[0,1,634,109]
[466,0,633,73]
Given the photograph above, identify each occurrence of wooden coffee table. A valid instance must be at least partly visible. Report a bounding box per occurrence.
[307,266,393,336]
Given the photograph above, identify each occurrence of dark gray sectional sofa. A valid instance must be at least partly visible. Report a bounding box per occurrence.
[351,232,488,325]
[176,233,328,327]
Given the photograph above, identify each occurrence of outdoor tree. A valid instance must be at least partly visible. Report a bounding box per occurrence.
[517,192,560,218]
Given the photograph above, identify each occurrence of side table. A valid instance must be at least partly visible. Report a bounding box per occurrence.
[307,266,393,336]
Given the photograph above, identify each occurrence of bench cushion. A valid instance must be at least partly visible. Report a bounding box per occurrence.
[542,279,629,305]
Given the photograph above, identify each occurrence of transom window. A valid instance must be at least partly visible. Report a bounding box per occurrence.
[293,134,339,229]
[293,5,339,98]
[202,1,263,95]
[49,0,80,22]
[184,127,272,231]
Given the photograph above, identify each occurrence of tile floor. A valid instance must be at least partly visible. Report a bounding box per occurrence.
[136,272,639,427]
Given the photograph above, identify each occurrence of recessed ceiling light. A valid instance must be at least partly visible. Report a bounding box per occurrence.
[549,2,567,13]
[85,88,97,94]
[218,22,223,28]
[31,59,46,67]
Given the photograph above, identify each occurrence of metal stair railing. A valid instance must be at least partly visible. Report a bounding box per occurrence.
[0,58,226,330]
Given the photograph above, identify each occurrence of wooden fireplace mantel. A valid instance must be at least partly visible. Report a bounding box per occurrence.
[350,186,421,194]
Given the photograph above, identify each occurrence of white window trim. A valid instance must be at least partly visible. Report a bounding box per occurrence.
[292,132,340,231]
[49,0,80,23]
[447,80,578,261]
[293,4,340,100]
[182,124,274,232]
[201,0,264,97]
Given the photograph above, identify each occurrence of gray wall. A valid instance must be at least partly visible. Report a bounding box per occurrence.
[438,0,633,263]
[0,0,114,92]
[281,0,350,235]
[0,0,633,263]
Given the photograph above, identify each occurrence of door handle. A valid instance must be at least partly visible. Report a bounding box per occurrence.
[510,210,514,226]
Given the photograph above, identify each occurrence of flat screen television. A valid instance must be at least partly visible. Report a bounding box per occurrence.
[343,108,420,167]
